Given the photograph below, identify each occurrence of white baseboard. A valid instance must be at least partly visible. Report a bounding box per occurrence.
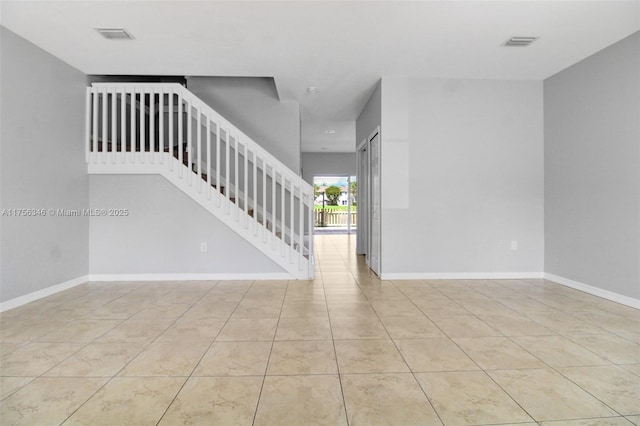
[381,272,544,280]
[0,275,89,313]
[0,272,296,312]
[88,273,294,281]
[544,273,640,309]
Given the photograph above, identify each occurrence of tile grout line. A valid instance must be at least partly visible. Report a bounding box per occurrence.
[383,280,467,425]
[0,285,144,406]
[479,281,630,420]
[0,286,139,402]
[320,255,351,426]
[153,280,254,425]
[445,279,626,423]
[419,282,542,424]
[58,280,225,426]
[250,279,288,426]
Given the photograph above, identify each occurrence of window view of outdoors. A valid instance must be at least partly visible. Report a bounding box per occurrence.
[313,176,357,233]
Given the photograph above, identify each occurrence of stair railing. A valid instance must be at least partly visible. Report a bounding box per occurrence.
[86,83,314,278]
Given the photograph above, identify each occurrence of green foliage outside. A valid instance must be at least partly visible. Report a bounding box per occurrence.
[350,181,357,206]
[313,180,357,208]
[313,205,355,211]
[324,185,342,205]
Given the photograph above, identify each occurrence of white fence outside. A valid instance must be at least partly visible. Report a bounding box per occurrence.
[314,210,357,227]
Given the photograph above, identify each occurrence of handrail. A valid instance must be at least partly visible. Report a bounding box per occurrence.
[90,82,314,196]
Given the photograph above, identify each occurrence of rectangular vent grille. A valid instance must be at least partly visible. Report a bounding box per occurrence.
[504,36,538,47]
[95,28,134,40]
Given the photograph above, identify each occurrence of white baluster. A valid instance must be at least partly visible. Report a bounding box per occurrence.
[281,173,286,256]
[150,89,155,163]
[140,88,145,164]
[308,192,314,275]
[197,109,202,192]
[206,119,211,199]
[111,90,117,164]
[120,89,126,164]
[187,100,192,185]
[225,129,230,214]
[234,134,239,220]
[85,88,91,163]
[216,122,221,207]
[224,129,232,214]
[262,160,267,241]
[244,142,248,228]
[290,183,294,263]
[253,152,258,234]
[272,168,276,248]
[159,89,164,164]
[93,89,98,163]
[178,94,183,177]
[168,89,174,170]
[299,187,304,270]
[101,88,107,163]
[130,89,136,163]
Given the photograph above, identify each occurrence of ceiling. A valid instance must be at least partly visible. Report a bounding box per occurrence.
[1,1,638,152]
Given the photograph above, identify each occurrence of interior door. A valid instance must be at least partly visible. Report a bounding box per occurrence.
[369,132,380,275]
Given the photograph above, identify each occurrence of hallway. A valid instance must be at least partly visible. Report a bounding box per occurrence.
[1,234,639,424]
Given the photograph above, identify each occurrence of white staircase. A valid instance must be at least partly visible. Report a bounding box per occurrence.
[86,83,315,279]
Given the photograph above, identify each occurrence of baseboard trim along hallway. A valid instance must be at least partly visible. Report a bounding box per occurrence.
[380,272,545,280]
[544,272,640,309]
[88,273,295,282]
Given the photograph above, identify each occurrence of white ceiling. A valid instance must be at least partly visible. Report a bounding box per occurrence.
[1,1,638,152]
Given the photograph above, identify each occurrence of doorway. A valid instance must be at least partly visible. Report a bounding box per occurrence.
[313,176,357,234]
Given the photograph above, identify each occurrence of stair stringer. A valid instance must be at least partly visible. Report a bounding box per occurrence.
[88,153,314,280]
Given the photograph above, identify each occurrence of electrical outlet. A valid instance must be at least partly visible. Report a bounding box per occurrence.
[510,240,518,251]
[200,243,207,253]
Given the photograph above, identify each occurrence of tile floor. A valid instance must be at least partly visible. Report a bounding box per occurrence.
[1,234,639,425]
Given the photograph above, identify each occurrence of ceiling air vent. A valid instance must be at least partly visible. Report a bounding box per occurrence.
[95,28,134,40]
[504,36,538,47]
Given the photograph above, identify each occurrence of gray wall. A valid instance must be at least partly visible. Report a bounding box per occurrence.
[89,175,284,275]
[380,77,544,275]
[187,77,301,173]
[0,27,89,302]
[301,153,356,185]
[356,81,382,147]
[544,32,640,299]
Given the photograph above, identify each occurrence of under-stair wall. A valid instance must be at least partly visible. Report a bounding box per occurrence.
[89,174,289,279]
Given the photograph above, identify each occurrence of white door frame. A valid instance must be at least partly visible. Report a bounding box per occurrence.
[356,139,368,256]
[368,128,381,275]
[356,127,381,275]
[313,175,355,232]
